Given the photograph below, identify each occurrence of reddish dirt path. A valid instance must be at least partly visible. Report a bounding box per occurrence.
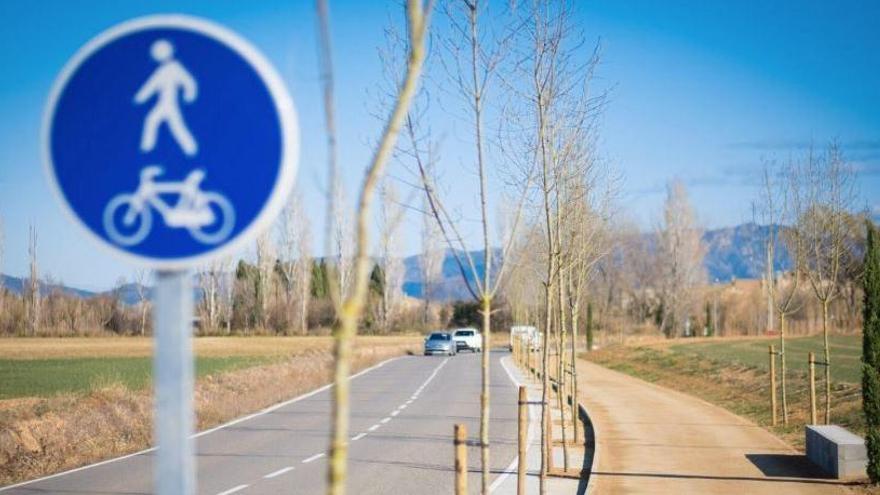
[577,359,859,494]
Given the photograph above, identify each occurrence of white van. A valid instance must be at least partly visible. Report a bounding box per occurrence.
[509,325,539,351]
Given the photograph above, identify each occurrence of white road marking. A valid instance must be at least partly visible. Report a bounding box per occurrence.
[216,484,249,495]
[302,453,325,464]
[263,466,294,479]
[352,433,367,441]
[398,404,408,410]
[406,399,413,405]
[368,424,380,432]
[0,356,408,494]
[380,417,391,424]
[390,410,400,417]
[489,355,537,493]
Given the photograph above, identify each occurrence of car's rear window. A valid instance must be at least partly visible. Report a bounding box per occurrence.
[429,333,449,340]
[455,331,474,336]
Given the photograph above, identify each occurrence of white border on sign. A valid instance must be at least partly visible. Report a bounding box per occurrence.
[42,14,299,270]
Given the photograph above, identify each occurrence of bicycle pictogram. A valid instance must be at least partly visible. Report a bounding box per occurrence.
[103,166,235,246]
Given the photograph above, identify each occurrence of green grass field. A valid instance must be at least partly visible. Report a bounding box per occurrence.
[670,334,863,384]
[0,336,421,400]
[0,355,271,399]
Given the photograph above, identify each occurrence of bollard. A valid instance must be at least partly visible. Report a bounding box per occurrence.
[518,386,527,495]
[810,352,819,425]
[769,345,777,427]
[455,424,467,495]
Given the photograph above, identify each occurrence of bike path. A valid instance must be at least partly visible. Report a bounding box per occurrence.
[577,358,857,494]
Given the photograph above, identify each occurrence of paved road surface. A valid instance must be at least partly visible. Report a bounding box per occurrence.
[577,358,857,495]
[3,352,523,495]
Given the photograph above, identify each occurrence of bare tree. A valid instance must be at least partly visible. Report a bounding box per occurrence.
[379,16,445,330]
[755,159,807,425]
[220,259,235,334]
[657,180,706,337]
[198,258,231,333]
[386,1,541,489]
[378,178,406,332]
[792,141,856,423]
[514,1,609,487]
[332,177,355,300]
[133,269,150,335]
[255,232,275,330]
[316,1,433,494]
[278,189,312,334]
[27,224,40,336]
[420,185,445,325]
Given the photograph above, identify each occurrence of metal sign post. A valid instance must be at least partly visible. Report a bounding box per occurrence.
[154,271,195,494]
[43,15,298,495]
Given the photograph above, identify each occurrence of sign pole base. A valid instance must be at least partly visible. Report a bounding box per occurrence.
[153,270,195,495]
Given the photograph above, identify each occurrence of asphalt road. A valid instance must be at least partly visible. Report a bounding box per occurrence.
[3,351,521,494]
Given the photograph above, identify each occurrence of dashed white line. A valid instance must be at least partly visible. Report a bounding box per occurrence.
[264,466,294,479]
[390,410,400,417]
[489,356,536,493]
[380,417,391,424]
[352,432,367,441]
[398,404,408,410]
[216,484,249,495]
[368,424,380,432]
[302,453,325,464]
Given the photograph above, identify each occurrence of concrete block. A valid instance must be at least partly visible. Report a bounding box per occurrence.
[805,425,867,480]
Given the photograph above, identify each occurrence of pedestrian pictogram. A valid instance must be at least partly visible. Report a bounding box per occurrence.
[135,39,199,156]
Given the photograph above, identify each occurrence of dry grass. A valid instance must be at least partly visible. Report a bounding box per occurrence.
[0,337,420,486]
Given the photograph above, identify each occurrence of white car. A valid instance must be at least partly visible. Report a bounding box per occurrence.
[452,328,483,353]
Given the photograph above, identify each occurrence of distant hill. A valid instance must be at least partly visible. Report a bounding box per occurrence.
[0,222,793,303]
[1,274,97,299]
[401,223,793,300]
[702,222,792,282]
[1,275,147,305]
[402,248,499,301]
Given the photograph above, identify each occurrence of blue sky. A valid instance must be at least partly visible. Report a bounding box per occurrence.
[0,0,877,290]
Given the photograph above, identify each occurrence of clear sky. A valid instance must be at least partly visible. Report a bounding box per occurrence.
[0,0,877,291]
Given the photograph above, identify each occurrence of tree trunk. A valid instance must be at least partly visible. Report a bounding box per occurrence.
[327,311,356,495]
[141,304,148,336]
[557,271,569,470]
[540,282,552,493]
[822,299,831,424]
[300,293,308,335]
[479,294,491,494]
[779,312,788,425]
[570,297,580,442]
[586,302,593,351]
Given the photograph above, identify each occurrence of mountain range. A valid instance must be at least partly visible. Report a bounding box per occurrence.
[1,222,789,303]
[402,222,791,300]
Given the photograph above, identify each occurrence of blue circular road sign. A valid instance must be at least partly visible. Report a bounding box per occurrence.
[44,15,298,269]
